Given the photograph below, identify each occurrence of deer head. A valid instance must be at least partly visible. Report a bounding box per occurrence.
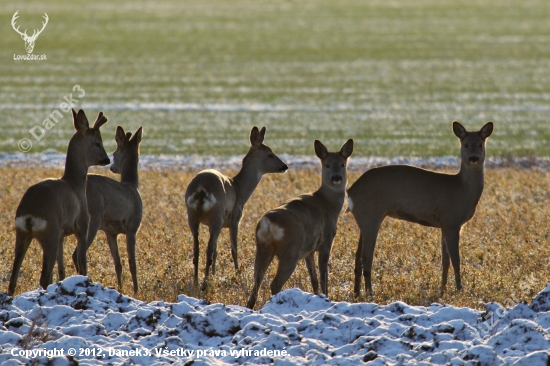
[11,11,49,54]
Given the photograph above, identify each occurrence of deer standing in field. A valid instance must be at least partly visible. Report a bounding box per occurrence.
[8,109,110,296]
[71,126,143,294]
[185,126,288,290]
[247,139,353,309]
[347,121,493,297]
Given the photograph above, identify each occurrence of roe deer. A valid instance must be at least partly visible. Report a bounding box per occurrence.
[247,139,353,309]
[185,126,288,290]
[8,109,110,296]
[71,126,143,294]
[347,121,493,297]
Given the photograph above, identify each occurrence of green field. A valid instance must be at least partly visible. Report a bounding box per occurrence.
[1,0,549,156]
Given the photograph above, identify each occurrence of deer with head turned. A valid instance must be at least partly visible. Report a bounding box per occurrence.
[347,121,493,297]
[71,126,143,294]
[185,126,288,290]
[247,139,353,309]
[8,109,110,296]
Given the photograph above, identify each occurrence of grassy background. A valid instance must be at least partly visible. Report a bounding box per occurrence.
[1,0,550,156]
[1,167,549,309]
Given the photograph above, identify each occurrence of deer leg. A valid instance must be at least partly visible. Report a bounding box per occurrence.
[318,244,333,296]
[105,232,123,291]
[39,237,59,291]
[73,213,102,273]
[57,237,66,281]
[353,234,363,297]
[229,211,242,272]
[270,255,299,296]
[246,242,275,309]
[76,209,89,276]
[202,220,222,291]
[7,232,33,296]
[360,217,383,296]
[188,215,200,284]
[304,252,319,294]
[443,227,462,291]
[440,231,451,295]
[126,231,138,294]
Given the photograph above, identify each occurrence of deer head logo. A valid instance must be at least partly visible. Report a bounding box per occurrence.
[11,11,49,54]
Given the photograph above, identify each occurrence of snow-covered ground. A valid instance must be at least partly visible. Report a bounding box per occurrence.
[1,276,550,365]
[2,151,550,172]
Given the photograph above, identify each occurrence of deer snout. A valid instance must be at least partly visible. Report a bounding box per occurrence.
[279,164,289,173]
[468,156,480,165]
[100,157,111,166]
[331,174,343,185]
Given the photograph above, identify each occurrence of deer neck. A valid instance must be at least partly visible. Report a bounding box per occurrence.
[62,136,88,190]
[232,160,262,205]
[317,181,346,212]
[121,155,139,188]
[458,160,485,202]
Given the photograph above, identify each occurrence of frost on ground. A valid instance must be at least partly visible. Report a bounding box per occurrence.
[2,152,550,172]
[1,277,550,365]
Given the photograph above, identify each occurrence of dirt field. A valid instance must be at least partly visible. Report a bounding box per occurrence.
[1,166,549,310]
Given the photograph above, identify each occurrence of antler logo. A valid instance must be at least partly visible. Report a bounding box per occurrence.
[11,11,49,54]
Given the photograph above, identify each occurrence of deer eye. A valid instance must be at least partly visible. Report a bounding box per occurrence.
[341,163,345,167]
[268,154,275,159]
[95,143,101,148]
[325,164,330,168]
[464,144,469,148]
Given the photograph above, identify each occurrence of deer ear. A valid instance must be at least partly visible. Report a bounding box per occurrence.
[250,126,261,148]
[340,139,354,158]
[131,126,143,145]
[314,140,329,160]
[73,109,89,132]
[115,126,126,145]
[452,121,467,140]
[479,122,493,139]
[259,127,266,143]
[92,111,108,130]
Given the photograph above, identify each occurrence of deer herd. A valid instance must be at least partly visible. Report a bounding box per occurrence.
[7,109,494,310]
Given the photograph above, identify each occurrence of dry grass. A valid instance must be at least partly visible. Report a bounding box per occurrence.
[1,166,549,310]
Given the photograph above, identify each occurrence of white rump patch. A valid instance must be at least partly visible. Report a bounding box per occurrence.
[15,215,47,231]
[347,197,354,212]
[187,187,217,212]
[257,217,284,243]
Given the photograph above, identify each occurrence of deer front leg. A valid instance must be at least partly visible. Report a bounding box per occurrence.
[73,213,103,273]
[440,231,451,295]
[57,237,66,281]
[353,234,363,298]
[76,208,90,276]
[229,209,242,272]
[126,231,138,294]
[442,227,462,291]
[304,252,319,294]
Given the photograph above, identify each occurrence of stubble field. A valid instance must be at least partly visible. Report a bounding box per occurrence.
[1,165,549,310]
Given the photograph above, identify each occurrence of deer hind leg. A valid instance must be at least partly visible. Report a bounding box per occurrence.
[353,234,363,297]
[73,213,103,273]
[270,254,299,296]
[202,219,223,291]
[442,227,462,291]
[105,232,123,291]
[57,237,66,281]
[246,241,275,309]
[38,236,60,291]
[359,216,384,296]
[8,231,33,296]
[304,252,319,294]
[188,214,201,283]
